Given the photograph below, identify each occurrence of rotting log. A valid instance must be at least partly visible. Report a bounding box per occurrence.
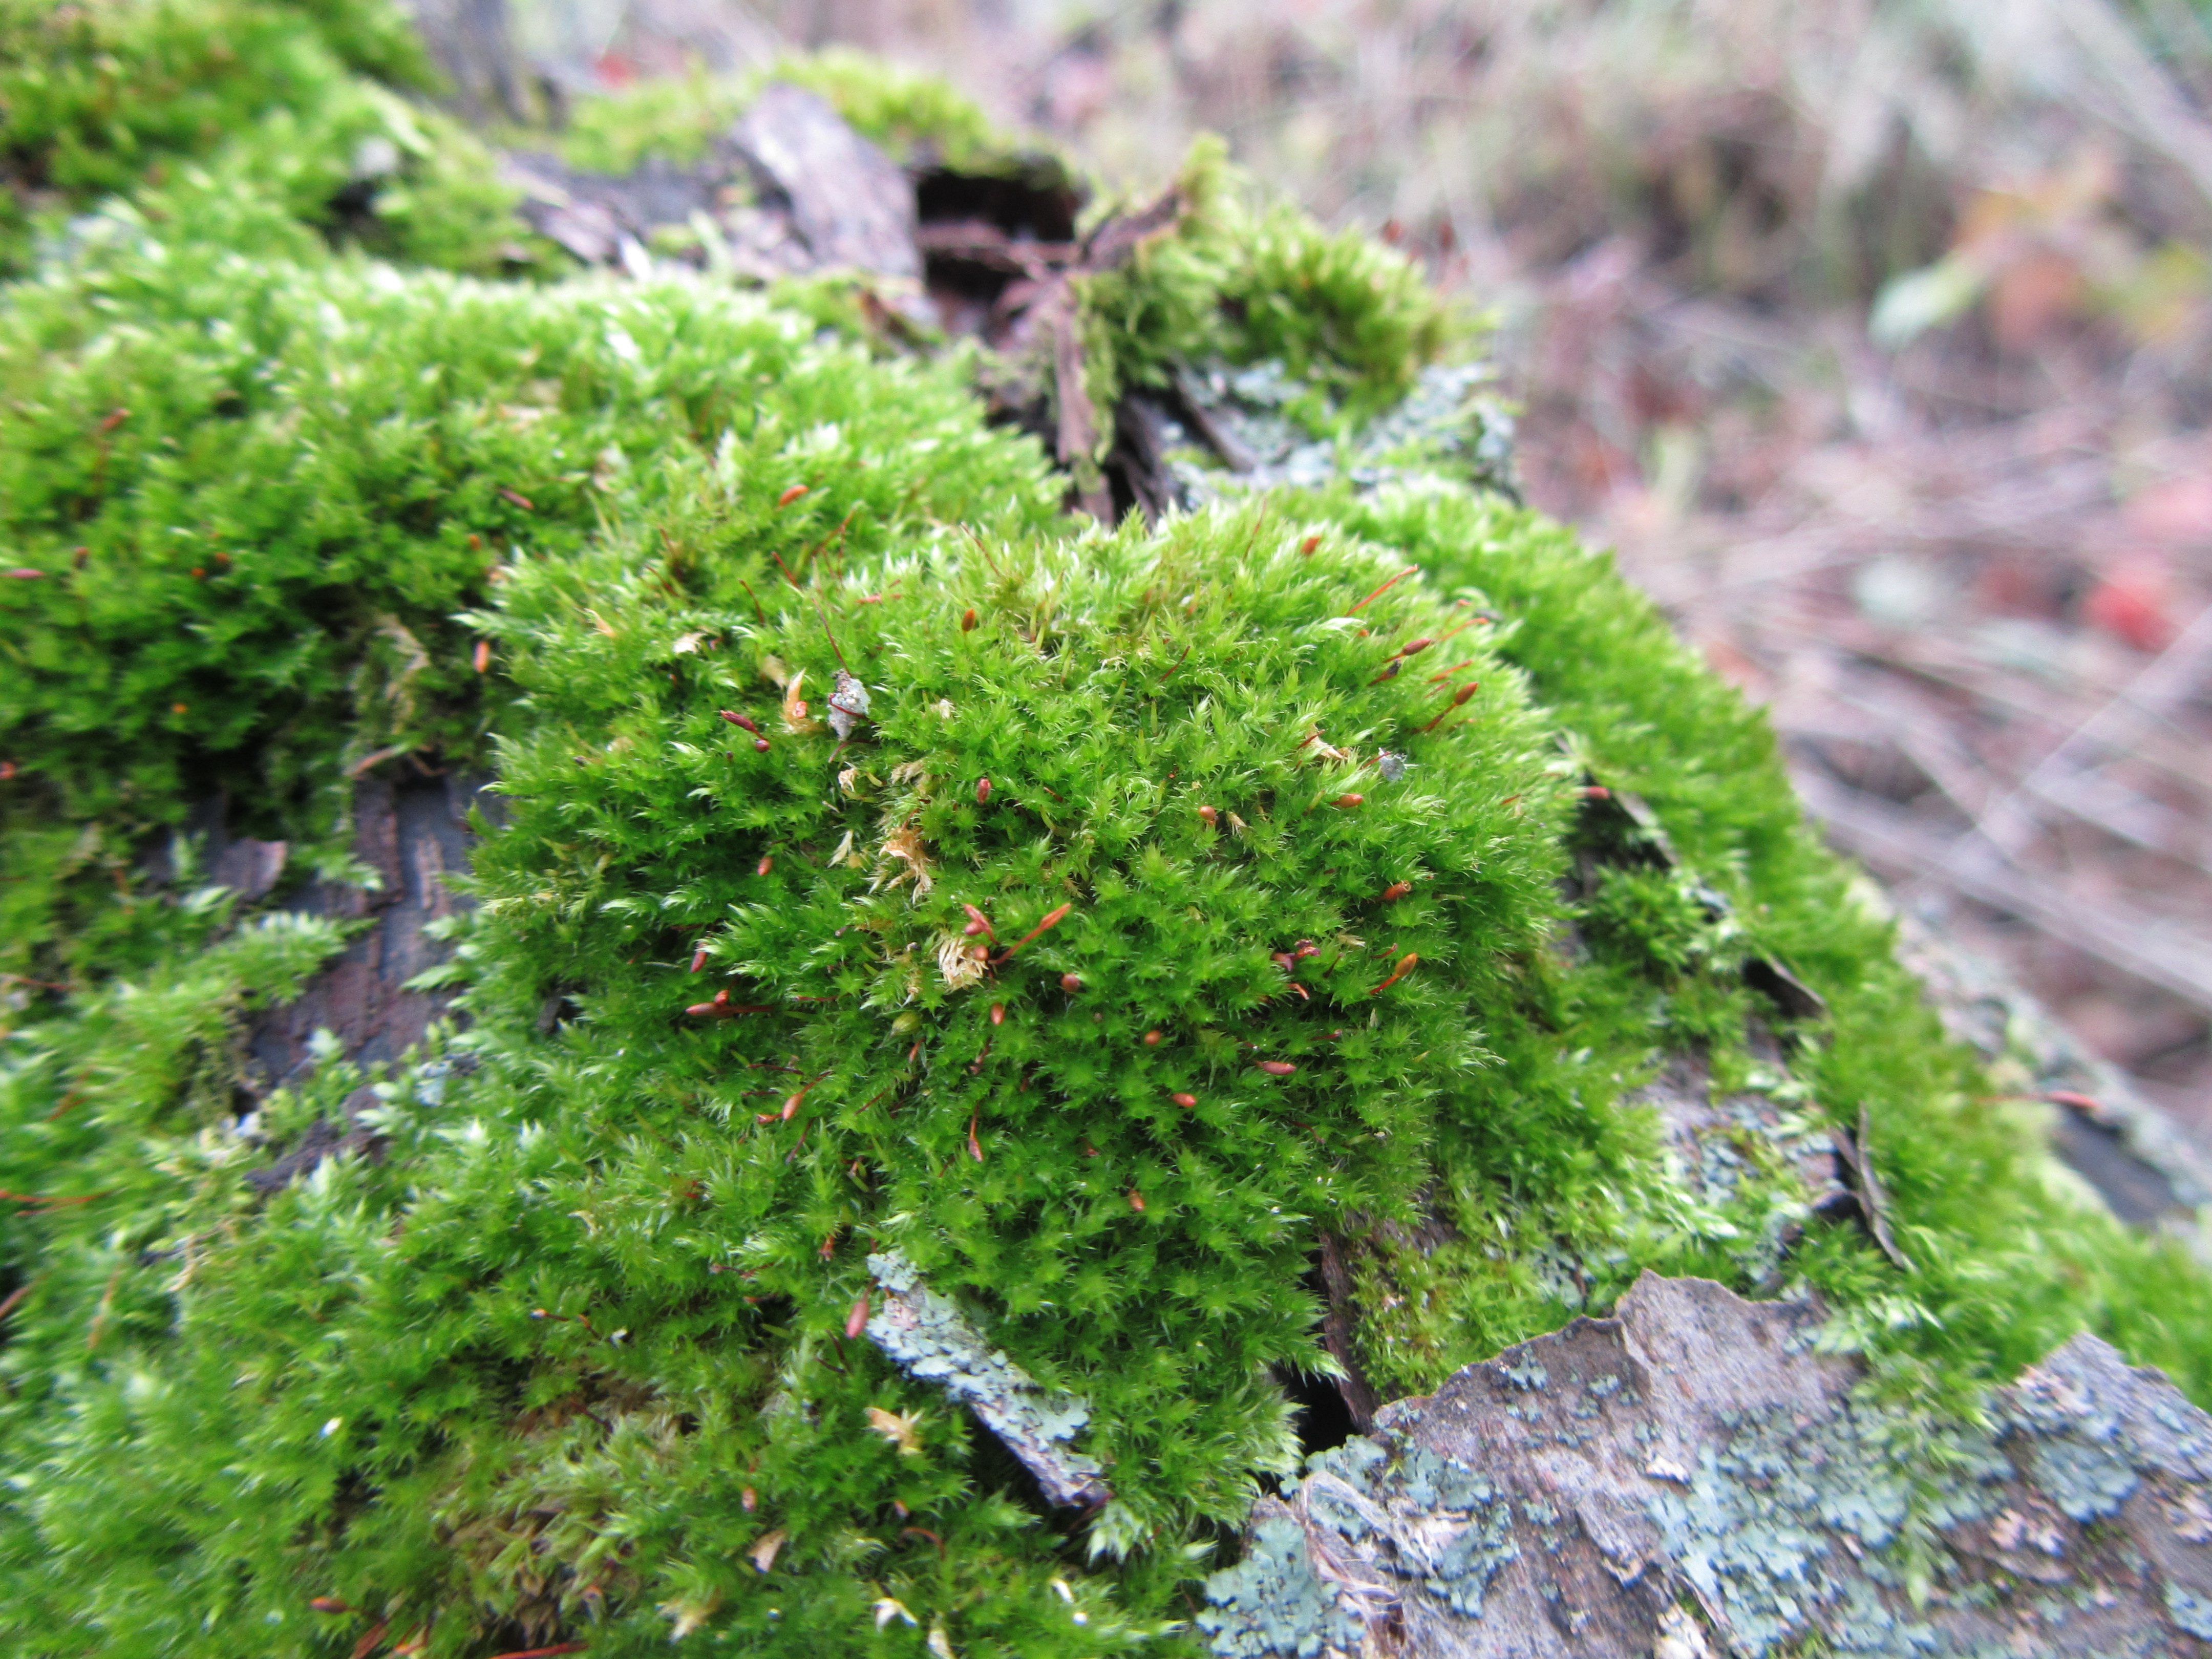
[1202,1272,2212,1657]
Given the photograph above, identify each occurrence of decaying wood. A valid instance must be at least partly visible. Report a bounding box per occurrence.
[210,836,287,903]
[1045,284,1112,520]
[915,218,1076,276]
[728,83,920,278]
[863,1250,1112,1509]
[246,771,484,1084]
[497,84,1213,523]
[241,1084,387,1194]
[1202,1272,2212,1656]
[504,81,921,281]
[1631,1045,1854,1235]
[1314,1231,1384,1435]
[502,150,742,270]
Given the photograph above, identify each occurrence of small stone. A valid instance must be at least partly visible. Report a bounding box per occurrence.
[827,670,871,740]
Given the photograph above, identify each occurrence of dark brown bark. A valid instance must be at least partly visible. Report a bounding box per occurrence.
[1314,1230,1383,1435]
[246,771,484,1083]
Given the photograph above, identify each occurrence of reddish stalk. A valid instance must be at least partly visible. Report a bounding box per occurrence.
[1369,952,1420,995]
[1346,565,1420,615]
[994,903,1072,962]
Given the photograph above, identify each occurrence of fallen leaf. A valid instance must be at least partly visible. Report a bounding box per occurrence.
[2085,560,2178,651]
[658,1589,722,1639]
[865,1406,923,1455]
[781,669,821,733]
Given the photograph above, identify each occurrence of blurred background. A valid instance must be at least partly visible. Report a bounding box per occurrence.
[421,0,2212,1143]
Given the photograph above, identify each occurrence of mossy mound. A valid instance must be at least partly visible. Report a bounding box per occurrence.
[4,7,2212,1658]
[556,48,1018,177]
[0,256,1054,983]
[460,511,1577,1557]
[0,0,526,277]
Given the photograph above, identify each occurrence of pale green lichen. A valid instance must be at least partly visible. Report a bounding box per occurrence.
[1202,1434,1521,1649]
[864,1249,1109,1506]
[2167,1583,2212,1641]
[1197,1512,1367,1659]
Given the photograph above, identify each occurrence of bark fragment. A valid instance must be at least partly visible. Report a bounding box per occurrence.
[242,1084,386,1194]
[247,772,483,1080]
[210,837,287,902]
[1314,1230,1384,1435]
[1203,1272,2212,1657]
[863,1250,1111,1508]
[728,84,920,279]
[503,83,923,282]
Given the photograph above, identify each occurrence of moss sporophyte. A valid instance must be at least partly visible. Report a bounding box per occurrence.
[5,6,2212,1656]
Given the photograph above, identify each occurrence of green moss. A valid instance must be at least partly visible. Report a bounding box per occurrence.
[559,48,1024,177]
[556,63,750,174]
[1073,139,1461,452]
[5,17,2212,1659]
[0,0,500,273]
[1323,483,2212,1411]
[766,47,1013,171]
[0,245,1056,986]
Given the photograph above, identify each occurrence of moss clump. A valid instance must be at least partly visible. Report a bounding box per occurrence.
[0,0,524,275]
[458,508,1578,1554]
[558,47,1018,176]
[0,250,1057,985]
[5,8,2212,1658]
[1073,139,1459,443]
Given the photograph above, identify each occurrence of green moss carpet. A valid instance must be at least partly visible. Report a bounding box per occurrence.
[3,4,2210,1654]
